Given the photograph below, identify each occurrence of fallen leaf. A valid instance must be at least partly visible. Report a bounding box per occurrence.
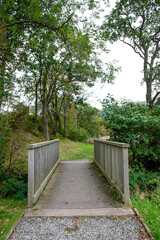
[142,235,147,239]
[13,207,19,211]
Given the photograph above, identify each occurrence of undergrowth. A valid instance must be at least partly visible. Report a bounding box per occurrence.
[131,194,160,240]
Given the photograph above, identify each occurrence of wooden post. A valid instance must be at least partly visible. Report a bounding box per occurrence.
[28,148,35,207]
[122,147,130,204]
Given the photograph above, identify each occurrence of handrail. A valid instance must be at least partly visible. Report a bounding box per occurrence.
[28,139,60,207]
[94,139,130,204]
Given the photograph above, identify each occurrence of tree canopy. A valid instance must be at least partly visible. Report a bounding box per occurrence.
[101,0,160,107]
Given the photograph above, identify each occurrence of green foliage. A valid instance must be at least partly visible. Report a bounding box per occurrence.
[131,194,160,240]
[76,102,106,138]
[24,114,43,134]
[1,178,27,200]
[8,103,29,130]
[102,95,160,170]
[67,128,89,142]
[0,114,11,178]
[129,164,160,194]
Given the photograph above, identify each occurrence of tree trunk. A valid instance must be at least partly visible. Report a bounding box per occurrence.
[0,53,6,110]
[53,114,57,136]
[42,99,45,134]
[48,109,55,134]
[35,83,38,130]
[63,94,67,138]
[0,28,7,110]
[144,48,152,107]
[146,81,152,107]
[43,100,49,141]
[58,115,62,130]
[75,110,77,128]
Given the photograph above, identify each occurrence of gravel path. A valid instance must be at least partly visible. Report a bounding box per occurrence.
[9,216,148,240]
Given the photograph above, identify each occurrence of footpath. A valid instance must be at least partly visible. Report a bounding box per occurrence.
[8,160,150,239]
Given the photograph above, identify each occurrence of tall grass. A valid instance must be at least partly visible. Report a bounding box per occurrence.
[131,194,160,240]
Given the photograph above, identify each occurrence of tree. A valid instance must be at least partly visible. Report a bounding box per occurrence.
[0,0,72,109]
[101,0,160,107]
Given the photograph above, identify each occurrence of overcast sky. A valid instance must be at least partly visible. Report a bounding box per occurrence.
[85,0,146,109]
[86,41,146,109]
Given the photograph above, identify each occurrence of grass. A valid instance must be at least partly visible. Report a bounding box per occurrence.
[131,194,160,240]
[0,198,27,240]
[59,138,94,161]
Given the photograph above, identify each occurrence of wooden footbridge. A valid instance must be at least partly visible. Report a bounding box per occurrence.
[27,139,130,214]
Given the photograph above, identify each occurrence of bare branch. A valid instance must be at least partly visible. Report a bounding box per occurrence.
[150,42,160,69]
[1,15,73,32]
[152,91,160,105]
[149,27,160,42]
[120,38,145,60]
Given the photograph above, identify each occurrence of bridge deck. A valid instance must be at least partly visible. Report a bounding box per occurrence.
[34,160,116,210]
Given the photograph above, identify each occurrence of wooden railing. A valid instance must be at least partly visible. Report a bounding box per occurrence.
[28,139,59,207]
[94,139,130,204]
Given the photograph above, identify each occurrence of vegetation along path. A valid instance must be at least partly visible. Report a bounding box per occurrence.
[8,160,150,239]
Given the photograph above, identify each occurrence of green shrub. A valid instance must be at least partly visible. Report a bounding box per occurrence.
[1,178,27,200]
[102,95,160,170]
[8,103,29,130]
[0,114,11,179]
[67,128,89,142]
[129,164,160,194]
[24,114,43,134]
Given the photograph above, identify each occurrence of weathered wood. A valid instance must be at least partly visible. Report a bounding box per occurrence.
[94,139,130,205]
[28,140,59,207]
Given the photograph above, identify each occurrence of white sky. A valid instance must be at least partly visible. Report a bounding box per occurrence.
[85,0,146,109]
[86,41,146,109]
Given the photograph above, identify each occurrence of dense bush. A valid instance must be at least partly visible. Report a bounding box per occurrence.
[0,115,11,180]
[24,114,43,134]
[1,178,27,200]
[129,164,160,194]
[67,128,89,141]
[8,103,29,130]
[102,95,160,170]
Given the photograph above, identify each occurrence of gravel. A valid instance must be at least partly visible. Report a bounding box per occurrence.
[9,216,148,240]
